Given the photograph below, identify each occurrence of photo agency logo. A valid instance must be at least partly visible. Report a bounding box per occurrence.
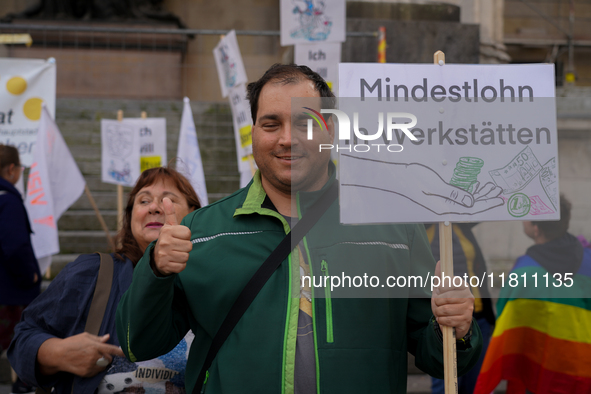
[302,107,418,153]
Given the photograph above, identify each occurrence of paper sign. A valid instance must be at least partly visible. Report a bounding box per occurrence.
[0,58,56,167]
[295,42,341,95]
[101,119,140,186]
[281,0,346,46]
[213,30,248,98]
[135,118,167,172]
[101,118,166,186]
[335,63,558,224]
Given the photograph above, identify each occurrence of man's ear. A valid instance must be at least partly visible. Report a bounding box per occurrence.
[326,115,335,142]
[533,223,541,239]
[6,163,16,177]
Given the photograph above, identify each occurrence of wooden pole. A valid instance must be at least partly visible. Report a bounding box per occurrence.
[439,222,458,394]
[116,110,124,233]
[434,49,458,394]
[85,185,115,252]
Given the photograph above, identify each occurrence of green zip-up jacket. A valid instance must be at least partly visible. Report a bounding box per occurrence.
[116,168,482,393]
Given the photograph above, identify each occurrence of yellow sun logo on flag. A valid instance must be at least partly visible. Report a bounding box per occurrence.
[4,75,43,121]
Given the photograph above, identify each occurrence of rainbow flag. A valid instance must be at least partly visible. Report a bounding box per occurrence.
[475,251,591,394]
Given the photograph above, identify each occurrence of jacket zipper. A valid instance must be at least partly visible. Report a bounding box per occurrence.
[200,370,209,394]
[320,260,334,343]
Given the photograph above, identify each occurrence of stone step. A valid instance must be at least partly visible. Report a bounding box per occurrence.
[79,175,240,199]
[58,210,118,231]
[58,230,117,254]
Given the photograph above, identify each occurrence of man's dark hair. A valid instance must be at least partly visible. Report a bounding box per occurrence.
[534,194,571,241]
[246,63,335,124]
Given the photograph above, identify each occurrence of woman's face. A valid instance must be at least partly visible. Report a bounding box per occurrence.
[131,179,192,252]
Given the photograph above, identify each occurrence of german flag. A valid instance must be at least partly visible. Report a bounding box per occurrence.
[474,253,591,394]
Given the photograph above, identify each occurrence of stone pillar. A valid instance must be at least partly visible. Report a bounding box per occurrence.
[349,0,510,64]
[459,0,510,63]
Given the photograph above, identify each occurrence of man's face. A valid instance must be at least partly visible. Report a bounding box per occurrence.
[252,79,334,196]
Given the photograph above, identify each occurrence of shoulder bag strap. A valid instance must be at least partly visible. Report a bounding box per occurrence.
[84,253,114,335]
[36,254,115,394]
[70,253,114,394]
[195,182,338,393]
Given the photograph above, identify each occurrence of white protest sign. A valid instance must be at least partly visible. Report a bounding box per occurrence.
[101,118,166,186]
[213,30,248,98]
[295,42,341,95]
[335,63,558,224]
[0,58,56,167]
[101,119,141,186]
[134,118,167,172]
[281,0,346,46]
[228,84,254,174]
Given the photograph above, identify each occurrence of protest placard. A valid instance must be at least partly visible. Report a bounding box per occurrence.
[332,63,557,224]
[101,117,166,187]
[295,42,341,95]
[213,30,248,98]
[280,0,346,46]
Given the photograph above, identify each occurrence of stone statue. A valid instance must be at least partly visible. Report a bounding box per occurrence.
[1,0,186,28]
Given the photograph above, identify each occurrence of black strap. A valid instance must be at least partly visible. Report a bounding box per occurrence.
[194,182,338,393]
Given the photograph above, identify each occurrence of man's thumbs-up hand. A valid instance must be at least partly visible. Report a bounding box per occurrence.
[152,197,193,276]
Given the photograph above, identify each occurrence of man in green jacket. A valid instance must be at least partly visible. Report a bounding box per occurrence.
[116,64,482,394]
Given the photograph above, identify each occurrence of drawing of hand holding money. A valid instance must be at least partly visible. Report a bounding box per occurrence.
[340,154,504,215]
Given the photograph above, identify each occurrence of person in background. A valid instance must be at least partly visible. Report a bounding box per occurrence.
[425,223,496,394]
[8,167,201,394]
[474,195,591,394]
[0,144,41,394]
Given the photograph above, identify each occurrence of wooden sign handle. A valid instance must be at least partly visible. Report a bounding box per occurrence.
[439,221,458,394]
[434,50,458,394]
[116,110,124,233]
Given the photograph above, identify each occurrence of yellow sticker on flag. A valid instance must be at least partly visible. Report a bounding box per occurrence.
[239,125,252,148]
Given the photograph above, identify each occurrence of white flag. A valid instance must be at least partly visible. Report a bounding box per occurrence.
[25,106,85,274]
[176,97,208,206]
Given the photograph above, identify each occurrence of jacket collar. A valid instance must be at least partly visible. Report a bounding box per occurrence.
[233,171,291,233]
[294,161,337,219]
[0,177,22,200]
[234,161,337,224]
